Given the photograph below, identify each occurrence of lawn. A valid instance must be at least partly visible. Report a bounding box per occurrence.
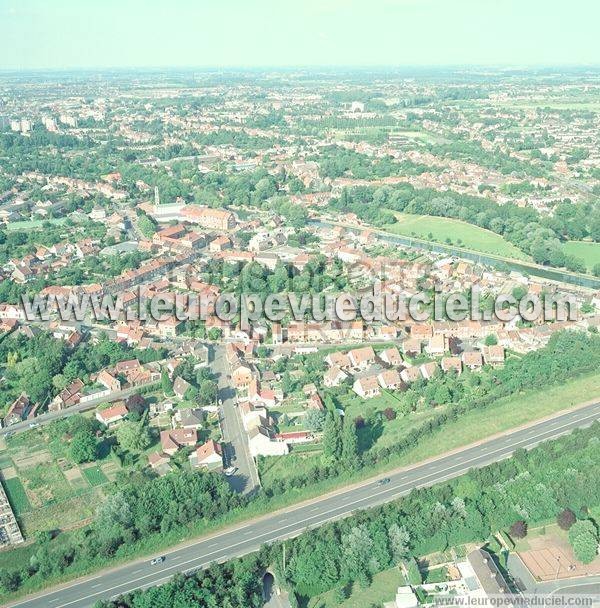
[2,477,31,515]
[6,218,67,231]
[340,390,439,453]
[306,566,405,608]
[258,446,322,490]
[81,466,109,487]
[384,212,529,260]
[562,241,600,272]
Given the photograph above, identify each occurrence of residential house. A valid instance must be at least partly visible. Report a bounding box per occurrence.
[248,426,289,457]
[96,403,128,426]
[426,334,448,356]
[97,369,121,392]
[240,401,269,432]
[483,345,505,366]
[402,338,422,356]
[411,324,433,340]
[323,366,348,388]
[377,369,403,390]
[400,366,421,384]
[352,375,381,399]
[441,357,463,375]
[348,346,376,370]
[231,363,254,390]
[173,376,192,399]
[173,408,204,430]
[148,451,172,476]
[209,236,231,252]
[189,440,223,470]
[462,350,483,370]
[160,428,198,455]
[379,347,402,367]
[325,351,351,369]
[50,379,84,411]
[3,393,31,426]
[419,361,439,380]
[158,317,182,338]
[307,393,324,410]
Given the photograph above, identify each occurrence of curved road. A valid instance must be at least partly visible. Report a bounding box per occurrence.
[7,401,600,608]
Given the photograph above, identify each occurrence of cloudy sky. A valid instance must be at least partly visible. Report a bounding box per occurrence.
[0,0,598,70]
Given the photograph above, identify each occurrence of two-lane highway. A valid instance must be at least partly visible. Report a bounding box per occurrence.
[8,400,600,608]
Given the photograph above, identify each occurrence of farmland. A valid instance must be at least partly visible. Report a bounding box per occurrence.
[0,424,120,536]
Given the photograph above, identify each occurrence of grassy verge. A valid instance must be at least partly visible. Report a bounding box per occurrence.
[3,372,600,603]
[387,371,600,466]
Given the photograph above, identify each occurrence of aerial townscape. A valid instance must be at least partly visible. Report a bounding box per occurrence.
[1,3,600,608]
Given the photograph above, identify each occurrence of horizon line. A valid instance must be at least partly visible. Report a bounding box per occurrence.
[1,63,600,75]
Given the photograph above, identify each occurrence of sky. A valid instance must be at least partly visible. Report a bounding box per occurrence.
[0,0,598,70]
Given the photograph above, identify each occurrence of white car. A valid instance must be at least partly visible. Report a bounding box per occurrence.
[150,556,165,565]
[224,466,237,476]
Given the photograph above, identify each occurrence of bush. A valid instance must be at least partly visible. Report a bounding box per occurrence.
[509,520,528,539]
[557,508,577,531]
[569,520,599,564]
[383,407,397,421]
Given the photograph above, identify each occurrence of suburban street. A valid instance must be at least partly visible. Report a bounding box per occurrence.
[0,383,159,438]
[7,400,600,608]
[211,344,260,494]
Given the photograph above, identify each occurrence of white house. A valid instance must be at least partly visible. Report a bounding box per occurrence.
[248,426,289,457]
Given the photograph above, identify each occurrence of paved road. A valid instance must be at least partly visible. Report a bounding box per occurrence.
[211,344,260,494]
[8,401,600,608]
[0,383,159,437]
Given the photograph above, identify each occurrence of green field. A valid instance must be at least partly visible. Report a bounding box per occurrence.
[307,566,406,608]
[562,241,600,271]
[384,212,529,260]
[2,478,31,515]
[6,218,67,231]
[81,466,109,487]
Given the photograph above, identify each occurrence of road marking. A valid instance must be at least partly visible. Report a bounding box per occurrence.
[13,407,600,608]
